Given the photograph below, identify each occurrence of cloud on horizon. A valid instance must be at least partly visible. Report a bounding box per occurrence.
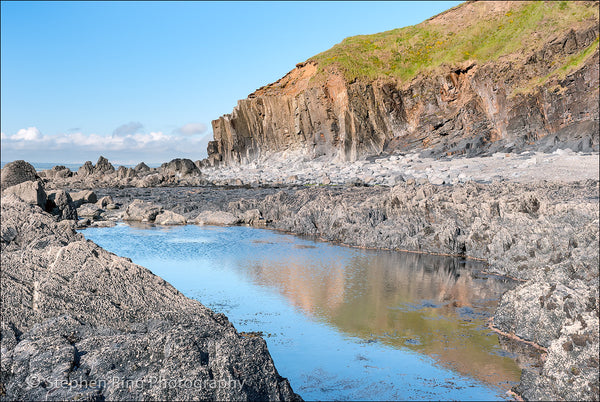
[1,126,212,164]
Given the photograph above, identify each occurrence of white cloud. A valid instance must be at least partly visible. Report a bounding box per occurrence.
[1,126,212,164]
[11,127,43,141]
[176,122,207,136]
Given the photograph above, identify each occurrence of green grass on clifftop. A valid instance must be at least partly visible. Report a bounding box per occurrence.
[309,1,599,83]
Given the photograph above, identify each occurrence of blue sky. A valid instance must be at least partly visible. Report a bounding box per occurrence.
[1,1,461,165]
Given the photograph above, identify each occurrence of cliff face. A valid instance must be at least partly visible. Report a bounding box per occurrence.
[207,1,599,166]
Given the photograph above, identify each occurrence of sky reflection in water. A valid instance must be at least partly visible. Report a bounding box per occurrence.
[83,223,521,401]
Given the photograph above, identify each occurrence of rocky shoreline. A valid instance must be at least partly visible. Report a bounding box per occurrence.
[2,157,599,401]
[0,163,301,401]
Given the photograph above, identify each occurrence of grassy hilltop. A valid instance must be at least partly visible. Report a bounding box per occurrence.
[309,1,599,83]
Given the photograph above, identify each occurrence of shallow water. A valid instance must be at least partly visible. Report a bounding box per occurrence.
[82,223,522,401]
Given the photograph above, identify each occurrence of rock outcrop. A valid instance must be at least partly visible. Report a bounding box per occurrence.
[0,160,39,191]
[207,1,599,166]
[0,195,300,401]
[43,157,205,190]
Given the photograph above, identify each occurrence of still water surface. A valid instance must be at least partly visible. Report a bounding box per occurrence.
[83,223,521,401]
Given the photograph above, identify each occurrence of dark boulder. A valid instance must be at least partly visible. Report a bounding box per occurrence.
[160,158,201,176]
[1,160,38,191]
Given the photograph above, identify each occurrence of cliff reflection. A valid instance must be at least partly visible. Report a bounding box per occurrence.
[238,248,521,389]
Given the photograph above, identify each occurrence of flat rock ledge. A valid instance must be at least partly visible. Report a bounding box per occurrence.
[0,195,300,401]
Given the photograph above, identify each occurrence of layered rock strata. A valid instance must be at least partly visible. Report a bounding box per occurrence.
[207,2,599,166]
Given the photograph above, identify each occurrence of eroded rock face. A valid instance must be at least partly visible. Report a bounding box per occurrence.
[207,10,599,166]
[0,196,300,401]
[1,160,39,191]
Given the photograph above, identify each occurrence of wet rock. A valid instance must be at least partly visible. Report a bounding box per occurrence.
[0,196,300,401]
[1,160,38,191]
[3,180,47,208]
[155,210,187,225]
[123,199,163,222]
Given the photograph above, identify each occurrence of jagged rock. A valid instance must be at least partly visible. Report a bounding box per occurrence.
[194,211,240,226]
[77,161,94,176]
[0,196,300,401]
[1,160,38,191]
[160,158,201,177]
[47,190,72,209]
[134,162,151,173]
[71,190,98,205]
[94,156,115,174]
[46,190,78,220]
[123,199,163,222]
[155,210,187,225]
[3,180,47,208]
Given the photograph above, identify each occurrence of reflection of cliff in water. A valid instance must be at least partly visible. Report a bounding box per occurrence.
[238,249,522,389]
